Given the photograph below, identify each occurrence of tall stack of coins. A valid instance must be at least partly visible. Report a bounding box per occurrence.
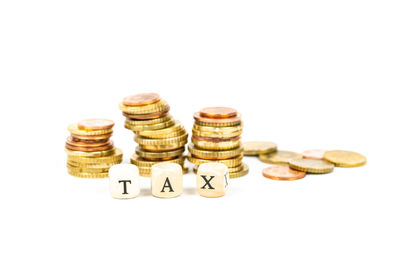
[119,93,188,177]
[65,119,123,178]
[188,107,248,178]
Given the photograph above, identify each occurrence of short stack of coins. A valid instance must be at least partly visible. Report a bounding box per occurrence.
[188,107,248,178]
[65,119,123,178]
[119,93,188,177]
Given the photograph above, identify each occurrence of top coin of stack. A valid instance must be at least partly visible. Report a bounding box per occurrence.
[188,107,248,178]
[119,93,188,176]
[65,119,123,178]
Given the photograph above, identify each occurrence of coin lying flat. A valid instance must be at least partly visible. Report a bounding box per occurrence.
[324,150,367,167]
[122,108,170,120]
[289,158,334,174]
[193,112,242,125]
[229,163,249,178]
[65,142,114,152]
[77,119,114,131]
[243,141,277,156]
[68,124,113,136]
[262,165,306,181]
[200,107,237,119]
[259,150,302,164]
[302,149,326,160]
[122,93,161,106]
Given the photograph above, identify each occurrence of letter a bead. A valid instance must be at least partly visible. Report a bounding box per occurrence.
[151,163,183,198]
[109,164,140,199]
[196,162,229,198]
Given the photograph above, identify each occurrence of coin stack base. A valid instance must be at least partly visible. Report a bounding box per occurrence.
[120,93,188,176]
[188,107,248,178]
[65,119,123,178]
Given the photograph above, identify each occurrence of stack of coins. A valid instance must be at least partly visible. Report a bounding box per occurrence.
[188,107,248,178]
[119,93,188,177]
[65,119,123,178]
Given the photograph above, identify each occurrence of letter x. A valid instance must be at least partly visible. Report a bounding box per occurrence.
[201,175,215,189]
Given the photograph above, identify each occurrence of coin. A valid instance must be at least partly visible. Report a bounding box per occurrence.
[193,112,242,125]
[262,165,306,181]
[138,164,188,177]
[302,149,327,160]
[259,150,302,164]
[68,124,113,136]
[243,141,277,156]
[136,122,185,138]
[134,133,188,146]
[65,141,114,152]
[67,169,109,178]
[122,108,170,120]
[135,146,185,159]
[289,158,334,174]
[192,127,242,139]
[140,141,187,152]
[66,137,111,148]
[193,163,244,173]
[77,119,114,131]
[67,165,111,173]
[65,147,117,158]
[124,114,172,126]
[324,150,367,167]
[119,99,169,114]
[191,136,241,151]
[188,153,243,167]
[71,133,112,141]
[199,107,237,119]
[230,163,249,178]
[188,143,243,160]
[130,154,185,167]
[122,93,161,106]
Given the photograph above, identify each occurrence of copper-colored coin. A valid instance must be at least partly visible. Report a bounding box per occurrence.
[77,119,114,131]
[66,137,111,148]
[123,108,170,120]
[302,149,327,160]
[122,93,161,106]
[262,165,306,181]
[65,142,114,152]
[199,107,237,119]
[71,133,112,141]
[193,112,242,125]
[191,134,241,143]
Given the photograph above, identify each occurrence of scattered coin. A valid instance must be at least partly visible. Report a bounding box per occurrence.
[302,149,327,160]
[259,150,302,164]
[262,165,306,181]
[289,158,334,174]
[244,141,278,156]
[324,150,367,167]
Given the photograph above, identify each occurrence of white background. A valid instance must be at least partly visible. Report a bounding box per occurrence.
[1,1,399,266]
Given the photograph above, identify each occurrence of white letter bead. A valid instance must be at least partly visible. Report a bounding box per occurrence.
[196,162,229,198]
[109,164,140,199]
[151,163,183,198]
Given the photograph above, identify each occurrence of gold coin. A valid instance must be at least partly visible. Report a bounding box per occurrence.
[135,146,185,159]
[66,148,122,163]
[193,123,243,137]
[137,122,185,138]
[289,158,334,174]
[192,128,242,139]
[135,133,188,146]
[67,158,122,168]
[188,143,243,160]
[259,150,302,164]
[140,141,187,152]
[124,118,174,131]
[124,114,172,126]
[68,124,113,136]
[229,163,249,178]
[191,137,241,151]
[324,150,367,167]
[119,99,169,114]
[64,147,117,158]
[188,153,243,167]
[243,141,277,156]
[138,164,189,177]
[67,169,109,179]
[67,165,111,173]
[130,154,185,167]
[193,162,244,173]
